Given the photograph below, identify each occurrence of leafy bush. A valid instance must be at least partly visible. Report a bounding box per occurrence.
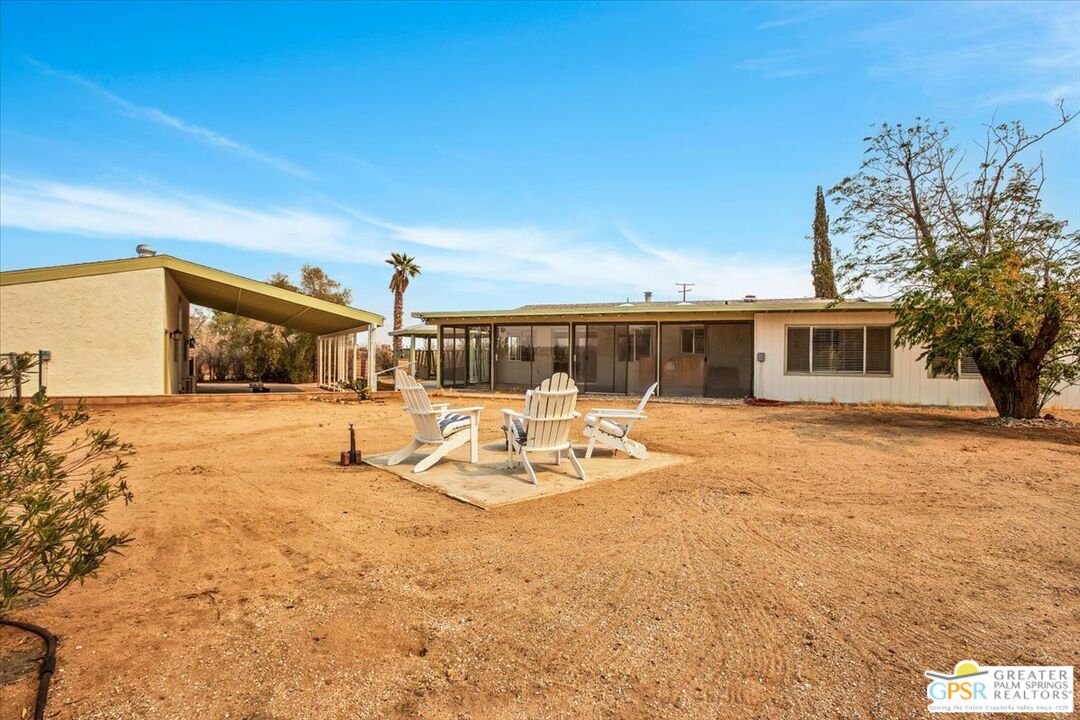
[0,355,134,612]
[337,378,371,401]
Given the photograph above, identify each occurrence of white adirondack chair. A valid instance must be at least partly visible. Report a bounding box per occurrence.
[582,381,658,459]
[387,369,483,473]
[501,388,534,449]
[501,373,586,485]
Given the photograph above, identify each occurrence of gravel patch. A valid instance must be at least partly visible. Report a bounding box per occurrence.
[979,415,1076,428]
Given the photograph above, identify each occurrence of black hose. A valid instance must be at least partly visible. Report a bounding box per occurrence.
[1,619,56,720]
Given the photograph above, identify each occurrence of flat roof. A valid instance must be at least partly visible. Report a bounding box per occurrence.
[1,255,383,335]
[414,297,894,322]
[388,323,436,337]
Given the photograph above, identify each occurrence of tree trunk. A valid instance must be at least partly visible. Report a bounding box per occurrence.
[392,290,404,353]
[979,360,1043,419]
[977,312,1061,419]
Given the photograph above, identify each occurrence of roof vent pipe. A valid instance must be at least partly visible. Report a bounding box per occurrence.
[643,291,653,302]
[135,244,157,257]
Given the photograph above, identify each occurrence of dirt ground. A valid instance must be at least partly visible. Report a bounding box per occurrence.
[2,396,1078,719]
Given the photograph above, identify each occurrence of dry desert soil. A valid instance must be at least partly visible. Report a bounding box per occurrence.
[2,396,1078,719]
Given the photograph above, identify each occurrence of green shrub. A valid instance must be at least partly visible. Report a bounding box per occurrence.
[0,355,134,612]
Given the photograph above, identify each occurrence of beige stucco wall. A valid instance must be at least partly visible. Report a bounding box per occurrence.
[753,311,1080,409]
[0,268,170,396]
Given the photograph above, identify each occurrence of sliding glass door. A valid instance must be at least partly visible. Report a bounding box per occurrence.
[623,324,658,394]
[494,324,570,389]
[441,327,467,387]
[533,325,570,380]
[467,326,491,387]
[494,325,532,389]
[440,325,491,388]
[573,323,657,394]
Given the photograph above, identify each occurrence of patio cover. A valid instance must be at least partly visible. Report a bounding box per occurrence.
[0,255,383,334]
[388,322,436,338]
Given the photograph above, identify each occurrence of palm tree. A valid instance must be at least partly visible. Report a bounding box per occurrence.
[386,252,421,352]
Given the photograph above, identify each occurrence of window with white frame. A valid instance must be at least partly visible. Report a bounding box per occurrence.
[786,325,892,375]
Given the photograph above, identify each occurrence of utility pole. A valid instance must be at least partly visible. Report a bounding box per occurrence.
[675,283,695,302]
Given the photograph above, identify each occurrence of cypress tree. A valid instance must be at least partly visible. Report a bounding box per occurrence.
[811,185,838,298]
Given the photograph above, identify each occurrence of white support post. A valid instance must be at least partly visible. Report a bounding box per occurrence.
[367,324,377,391]
[335,336,340,385]
[317,335,324,388]
[352,334,358,383]
[435,326,442,386]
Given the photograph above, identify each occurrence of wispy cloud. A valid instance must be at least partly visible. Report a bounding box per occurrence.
[982,83,1080,110]
[0,176,813,301]
[26,58,313,179]
[859,3,1080,108]
[1026,4,1080,69]
[743,3,1079,108]
[754,1,852,30]
[0,176,355,257]
[297,206,810,300]
[736,50,821,79]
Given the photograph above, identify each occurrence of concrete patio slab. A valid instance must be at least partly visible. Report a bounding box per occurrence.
[364,441,685,509]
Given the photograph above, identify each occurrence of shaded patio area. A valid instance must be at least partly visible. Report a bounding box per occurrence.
[196,381,311,394]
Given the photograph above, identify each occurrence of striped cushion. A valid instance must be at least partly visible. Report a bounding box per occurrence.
[438,413,471,437]
[511,418,527,445]
[584,414,627,438]
[503,418,528,445]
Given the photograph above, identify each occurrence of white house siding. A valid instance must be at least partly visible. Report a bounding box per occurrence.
[1048,381,1080,411]
[752,310,1077,410]
[0,268,168,396]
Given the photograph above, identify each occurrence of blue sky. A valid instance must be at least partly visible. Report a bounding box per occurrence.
[1,1,1078,334]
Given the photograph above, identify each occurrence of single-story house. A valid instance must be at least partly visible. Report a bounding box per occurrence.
[413,296,1080,409]
[0,253,383,397]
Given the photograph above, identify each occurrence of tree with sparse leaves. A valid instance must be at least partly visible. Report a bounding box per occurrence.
[386,252,421,352]
[1,355,134,612]
[267,266,352,381]
[194,265,353,383]
[811,186,838,298]
[831,105,1079,418]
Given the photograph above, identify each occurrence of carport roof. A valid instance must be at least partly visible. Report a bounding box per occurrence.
[0,255,382,335]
